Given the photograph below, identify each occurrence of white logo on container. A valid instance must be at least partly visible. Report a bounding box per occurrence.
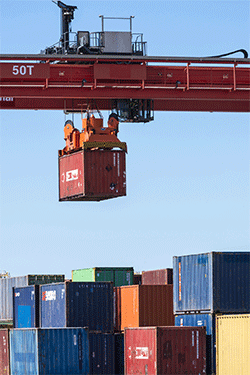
[43,290,56,301]
[66,169,78,182]
[135,347,149,359]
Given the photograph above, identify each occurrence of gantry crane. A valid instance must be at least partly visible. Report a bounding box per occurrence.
[0,1,250,201]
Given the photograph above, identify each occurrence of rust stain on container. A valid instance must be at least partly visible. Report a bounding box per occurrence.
[0,329,10,375]
[142,268,173,285]
[59,149,126,201]
[115,285,174,331]
[125,326,207,375]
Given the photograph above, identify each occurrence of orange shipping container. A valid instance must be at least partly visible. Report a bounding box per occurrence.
[115,285,174,331]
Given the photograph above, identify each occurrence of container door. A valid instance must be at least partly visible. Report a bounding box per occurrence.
[59,152,84,199]
[10,329,39,375]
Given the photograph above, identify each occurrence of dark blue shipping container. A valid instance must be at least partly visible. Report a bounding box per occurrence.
[173,251,250,314]
[40,281,113,332]
[114,333,124,375]
[175,313,216,375]
[9,327,89,375]
[89,332,114,374]
[13,285,39,328]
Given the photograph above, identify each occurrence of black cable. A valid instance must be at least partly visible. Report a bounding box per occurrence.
[205,49,248,58]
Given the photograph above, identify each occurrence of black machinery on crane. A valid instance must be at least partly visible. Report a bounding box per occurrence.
[42,1,153,123]
[43,1,147,56]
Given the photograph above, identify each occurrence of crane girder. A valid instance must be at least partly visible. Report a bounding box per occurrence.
[0,54,250,112]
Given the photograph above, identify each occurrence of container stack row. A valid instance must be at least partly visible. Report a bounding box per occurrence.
[1,253,249,374]
[173,251,250,375]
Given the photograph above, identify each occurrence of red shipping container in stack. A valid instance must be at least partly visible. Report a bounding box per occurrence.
[125,326,206,375]
[142,268,173,285]
[114,285,174,332]
[0,329,10,375]
[59,149,126,201]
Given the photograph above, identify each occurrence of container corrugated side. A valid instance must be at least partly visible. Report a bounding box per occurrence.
[119,285,174,331]
[125,326,206,375]
[89,332,114,374]
[59,149,126,201]
[114,333,124,375]
[142,268,173,285]
[72,267,134,286]
[9,328,89,375]
[0,274,64,321]
[0,329,10,375]
[173,251,250,314]
[13,285,39,328]
[175,313,216,375]
[40,281,114,332]
[216,314,250,375]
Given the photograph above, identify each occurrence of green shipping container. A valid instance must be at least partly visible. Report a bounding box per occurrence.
[72,267,134,286]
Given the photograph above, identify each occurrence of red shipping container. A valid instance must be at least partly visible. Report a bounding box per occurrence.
[59,149,126,201]
[114,285,174,332]
[0,329,10,375]
[125,326,206,375]
[142,268,173,285]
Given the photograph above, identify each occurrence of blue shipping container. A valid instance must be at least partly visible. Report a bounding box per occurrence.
[173,251,250,314]
[40,281,113,332]
[9,328,89,375]
[89,332,115,374]
[0,275,64,321]
[175,313,216,375]
[13,285,39,328]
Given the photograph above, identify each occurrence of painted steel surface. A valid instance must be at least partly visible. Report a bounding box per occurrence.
[117,285,174,331]
[114,333,124,375]
[13,285,39,328]
[173,251,250,314]
[0,275,64,321]
[142,268,173,285]
[89,332,115,374]
[216,314,250,375]
[133,273,142,285]
[175,313,216,375]
[59,149,126,201]
[125,326,206,375]
[40,281,114,332]
[9,328,89,375]
[72,267,134,286]
[1,55,250,113]
[0,329,10,375]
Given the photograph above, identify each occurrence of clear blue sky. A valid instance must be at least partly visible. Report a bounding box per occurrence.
[0,0,249,279]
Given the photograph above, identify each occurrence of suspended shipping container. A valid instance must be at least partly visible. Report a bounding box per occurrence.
[173,251,250,314]
[89,332,115,374]
[115,285,174,331]
[72,267,134,286]
[216,314,250,375]
[0,329,10,375]
[13,285,40,328]
[142,268,173,285]
[40,281,113,332]
[125,326,206,375]
[175,313,216,375]
[0,274,64,321]
[9,327,89,375]
[59,149,126,201]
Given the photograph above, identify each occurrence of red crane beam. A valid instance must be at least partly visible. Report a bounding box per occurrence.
[0,54,250,112]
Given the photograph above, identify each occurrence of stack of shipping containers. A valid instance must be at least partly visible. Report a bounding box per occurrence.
[173,252,250,375]
[71,267,135,374]
[0,274,64,374]
[1,256,249,374]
